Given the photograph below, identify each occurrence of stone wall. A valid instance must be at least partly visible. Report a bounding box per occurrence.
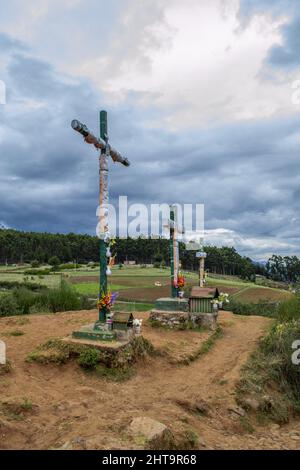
[149,310,218,330]
[149,310,190,328]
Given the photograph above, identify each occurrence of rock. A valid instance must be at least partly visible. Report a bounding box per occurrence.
[129,417,175,450]
[72,436,87,449]
[176,398,210,416]
[244,398,260,412]
[228,406,245,417]
[56,441,73,450]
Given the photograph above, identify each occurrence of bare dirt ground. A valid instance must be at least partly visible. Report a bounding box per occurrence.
[1,310,300,450]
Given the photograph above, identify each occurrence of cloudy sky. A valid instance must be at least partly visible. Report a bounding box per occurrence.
[0,0,300,260]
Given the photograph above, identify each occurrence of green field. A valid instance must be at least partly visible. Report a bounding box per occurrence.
[0,265,292,306]
[0,272,61,288]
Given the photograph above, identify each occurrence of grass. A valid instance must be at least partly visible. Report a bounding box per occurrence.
[0,272,61,288]
[224,298,279,318]
[0,282,93,317]
[73,282,130,296]
[1,397,34,421]
[0,265,292,318]
[6,329,25,337]
[236,298,300,424]
[27,336,156,372]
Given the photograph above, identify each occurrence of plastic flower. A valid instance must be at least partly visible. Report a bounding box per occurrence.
[97,291,118,310]
[218,293,230,303]
[174,272,185,289]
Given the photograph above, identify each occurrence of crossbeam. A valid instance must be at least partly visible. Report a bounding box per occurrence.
[71,119,130,167]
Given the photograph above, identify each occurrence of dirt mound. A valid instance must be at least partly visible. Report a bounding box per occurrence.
[1,310,300,449]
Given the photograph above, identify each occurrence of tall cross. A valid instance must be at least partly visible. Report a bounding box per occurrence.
[185,237,206,288]
[71,111,130,323]
[196,251,207,288]
[165,205,184,298]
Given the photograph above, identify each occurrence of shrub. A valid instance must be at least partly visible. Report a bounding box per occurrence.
[237,319,300,423]
[58,263,77,270]
[224,298,279,318]
[77,348,100,369]
[0,280,44,291]
[23,268,51,276]
[36,281,82,313]
[48,256,60,268]
[0,294,20,317]
[260,321,300,400]
[276,295,300,322]
[13,287,36,315]
[31,260,40,268]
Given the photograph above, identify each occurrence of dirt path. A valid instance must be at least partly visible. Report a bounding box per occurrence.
[1,310,300,450]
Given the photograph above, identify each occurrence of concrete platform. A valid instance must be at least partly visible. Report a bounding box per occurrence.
[155,297,189,312]
[72,323,117,342]
[62,335,131,351]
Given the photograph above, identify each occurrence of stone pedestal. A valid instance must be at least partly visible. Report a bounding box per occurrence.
[72,322,135,343]
[190,312,218,330]
[150,296,218,330]
[149,310,190,328]
[72,323,117,342]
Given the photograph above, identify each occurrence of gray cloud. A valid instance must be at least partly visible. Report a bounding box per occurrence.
[1,23,300,259]
[0,32,26,52]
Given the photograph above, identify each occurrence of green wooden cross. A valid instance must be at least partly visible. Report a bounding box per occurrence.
[71,111,130,323]
[165,205,184,298]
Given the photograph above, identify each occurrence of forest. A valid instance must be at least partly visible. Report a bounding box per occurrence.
[0,228,299,282]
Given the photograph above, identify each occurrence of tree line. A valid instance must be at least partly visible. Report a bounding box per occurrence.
[0,228,299,282]
[265,255,300,283]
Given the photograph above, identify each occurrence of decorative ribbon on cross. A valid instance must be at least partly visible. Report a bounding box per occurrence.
[71,112,130,322]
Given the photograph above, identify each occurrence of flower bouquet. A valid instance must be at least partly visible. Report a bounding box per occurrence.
[97,291,118,312]
[174,273,185,298]
[218,292,230,309]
